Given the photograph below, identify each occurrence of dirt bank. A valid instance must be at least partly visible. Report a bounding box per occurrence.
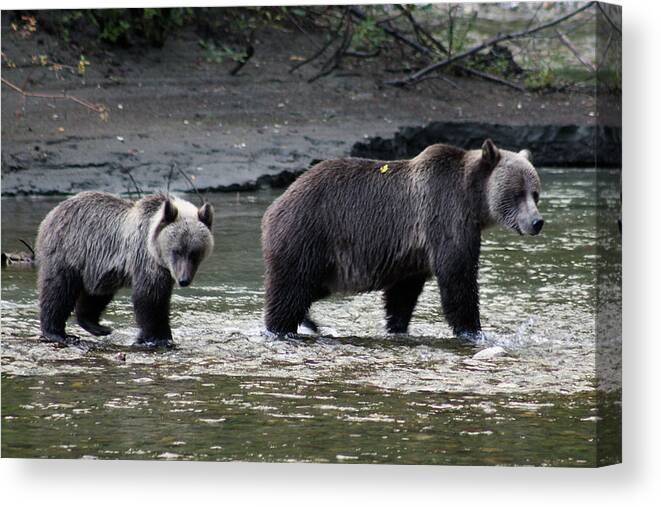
[2,20,606,196]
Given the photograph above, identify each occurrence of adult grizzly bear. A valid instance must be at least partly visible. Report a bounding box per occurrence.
[36,192,214,347]
[261,139,542,339]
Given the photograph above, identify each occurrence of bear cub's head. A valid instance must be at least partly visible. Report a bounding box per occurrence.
[481,138,544,236]
[149,197,214,287]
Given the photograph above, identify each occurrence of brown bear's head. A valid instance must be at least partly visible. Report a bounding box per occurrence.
[481,139,543,236]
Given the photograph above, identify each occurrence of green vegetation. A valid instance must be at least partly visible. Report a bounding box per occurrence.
[198,39,248,65]
[9,4,620,92]
[46,8,193,47]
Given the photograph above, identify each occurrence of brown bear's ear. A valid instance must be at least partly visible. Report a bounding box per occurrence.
[481,138,500,169]
[519,149,533,162]
[162,199,178,224]
[198,202,213,229]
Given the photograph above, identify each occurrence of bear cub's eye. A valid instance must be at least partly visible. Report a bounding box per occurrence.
[532,191,539,204]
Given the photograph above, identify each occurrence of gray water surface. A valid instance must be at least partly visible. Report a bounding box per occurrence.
[1,168,621,465]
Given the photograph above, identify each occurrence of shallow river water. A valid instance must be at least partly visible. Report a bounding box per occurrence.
[1,168,621,465]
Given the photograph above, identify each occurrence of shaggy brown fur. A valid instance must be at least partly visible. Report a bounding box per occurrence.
[36,192,214,347]
[261,139,542,338]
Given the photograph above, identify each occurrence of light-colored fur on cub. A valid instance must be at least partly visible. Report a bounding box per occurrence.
[36,191,214,347]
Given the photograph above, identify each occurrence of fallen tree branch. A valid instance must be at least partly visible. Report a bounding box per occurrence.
[596,28,616,72]
[344,49,381,58]
[230,29,255,76]
[396,5,449,56]
[359,5,523,92]
[457,65,526,92]
[556,29,596,72]
[289,9,348,74]
[289,30,338,73]
[414,73,461,89]
[308,12,353,83]
[348,6,434,58]
[282,8,323,51]
[1,77,108,116]
[596,2,621,34]
[385,1,596,87]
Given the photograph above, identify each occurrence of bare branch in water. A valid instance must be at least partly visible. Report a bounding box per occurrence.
[175,164,205,205]
[166,164,175,194]
[18,239,36,257]
[127,173,143,198]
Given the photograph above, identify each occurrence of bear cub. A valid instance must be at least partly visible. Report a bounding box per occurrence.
[262,139,543,339]
[36,191,214,347]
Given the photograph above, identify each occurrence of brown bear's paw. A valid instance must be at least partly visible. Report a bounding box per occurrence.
[133,336,175,350]
[77,319,113,337]
[40,332,80,347]
[455,329,486,345]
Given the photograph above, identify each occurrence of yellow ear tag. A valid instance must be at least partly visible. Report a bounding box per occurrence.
[379,164,389,174]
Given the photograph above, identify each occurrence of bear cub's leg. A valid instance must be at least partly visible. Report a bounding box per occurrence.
[75,291,114,336]
[131,275,174,348]
[39,266,81,344]
[384,275,427,334]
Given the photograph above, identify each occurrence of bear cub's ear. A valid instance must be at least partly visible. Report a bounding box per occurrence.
[162,199,179,224]
[518,149,532,162]
[481,138,500,169]
[198,202,213,229]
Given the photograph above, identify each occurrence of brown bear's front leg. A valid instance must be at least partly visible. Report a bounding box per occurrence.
[383,274,427,334]
[434,242,481,338]
[131,273,174,348]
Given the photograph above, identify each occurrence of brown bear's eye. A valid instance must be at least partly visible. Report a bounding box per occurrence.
[532,191,539,203]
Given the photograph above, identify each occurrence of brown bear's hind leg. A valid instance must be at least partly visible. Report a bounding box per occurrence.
[264,286,313,336]
[299,286,332,333]
[75,291,114,336]
[39,267,82,344]
[264,275,323,336]
[384,275,427,334]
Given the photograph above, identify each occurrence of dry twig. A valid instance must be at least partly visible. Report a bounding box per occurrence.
[1,76,108,117]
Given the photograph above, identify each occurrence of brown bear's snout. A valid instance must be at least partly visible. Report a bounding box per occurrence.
[531,218,544,235]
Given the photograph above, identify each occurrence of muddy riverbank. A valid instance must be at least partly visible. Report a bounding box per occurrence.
[1,20,613,196]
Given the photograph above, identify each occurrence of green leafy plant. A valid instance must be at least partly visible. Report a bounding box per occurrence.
[525,66,557,90]
[352,16,386,51]
[199,39,248,64]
